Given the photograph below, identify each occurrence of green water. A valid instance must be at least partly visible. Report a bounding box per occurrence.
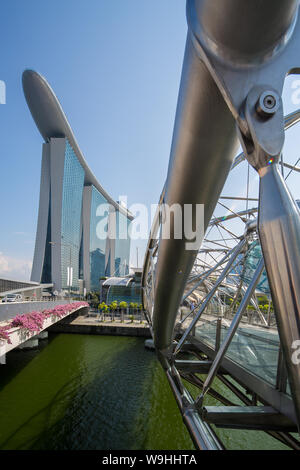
[0,334,288,450]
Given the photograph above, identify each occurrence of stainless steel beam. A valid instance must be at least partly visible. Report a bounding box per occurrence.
[175,359,213,374]
[190,335,297,425]
[202,406,298,432]
[142,0,300,445]
[258,164,300,429]
[175,239,246,353]
[166,368,224,450]
[192,0,298,65]
[198,258,264,404]
[152,33,239,357]
[183,244,239,300]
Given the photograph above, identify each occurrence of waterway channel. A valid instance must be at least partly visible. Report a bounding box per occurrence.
[0,333,288,450]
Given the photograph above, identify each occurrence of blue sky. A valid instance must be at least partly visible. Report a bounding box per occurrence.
[1,1,300,281]
[0,0,187,279]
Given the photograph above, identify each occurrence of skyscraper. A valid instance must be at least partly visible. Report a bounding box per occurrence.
[23,70,133,292]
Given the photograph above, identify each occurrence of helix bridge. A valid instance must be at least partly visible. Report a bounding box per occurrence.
[142,0,300,450]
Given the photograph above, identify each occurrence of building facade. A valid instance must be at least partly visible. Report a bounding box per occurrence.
[23,70,132,293]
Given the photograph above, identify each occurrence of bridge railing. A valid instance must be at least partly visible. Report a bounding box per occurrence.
[0,300,70,324]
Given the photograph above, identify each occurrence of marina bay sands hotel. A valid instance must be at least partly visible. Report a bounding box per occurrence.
[23,70,133,294]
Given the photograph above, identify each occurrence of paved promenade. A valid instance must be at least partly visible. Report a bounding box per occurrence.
[49,314,151,338]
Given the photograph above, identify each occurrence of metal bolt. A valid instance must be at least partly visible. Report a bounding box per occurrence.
[263,95,276,109]
[256,90,280,118]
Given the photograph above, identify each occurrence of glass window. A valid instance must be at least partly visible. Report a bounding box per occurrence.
[90,186,109,290]
[61,140,85,290]
[114,211,131,276]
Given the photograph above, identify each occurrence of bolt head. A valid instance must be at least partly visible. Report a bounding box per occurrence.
[263,95,276,109]
[256,90,280,118]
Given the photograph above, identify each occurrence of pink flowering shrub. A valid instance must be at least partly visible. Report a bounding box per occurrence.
[11,311,45,333]
[1,301,88,343]
[0,325,12,344]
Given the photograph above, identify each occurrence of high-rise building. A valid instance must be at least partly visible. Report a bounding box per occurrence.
[23,70,133,293]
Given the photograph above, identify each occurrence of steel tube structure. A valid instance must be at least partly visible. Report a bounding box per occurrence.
[198,258,264,404]
[166,369,223,450]
[175,239,246,354]
[258,164,300,428]
[142,0,300,448]
[193,0,298,64]
[182,242,244,299]
[152,0,299,359]
[153,34,238,357]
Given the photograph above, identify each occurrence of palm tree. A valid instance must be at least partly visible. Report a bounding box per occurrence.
[109,301,118,322]
[119,301,128,323]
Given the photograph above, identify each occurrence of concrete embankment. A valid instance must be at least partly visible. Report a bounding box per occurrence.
[48,314,151,338]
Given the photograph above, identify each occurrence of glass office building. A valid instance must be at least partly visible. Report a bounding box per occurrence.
[24,70,133,293]
[114,211,131,277]
[60,141,85,290]
[89,186,109,290]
